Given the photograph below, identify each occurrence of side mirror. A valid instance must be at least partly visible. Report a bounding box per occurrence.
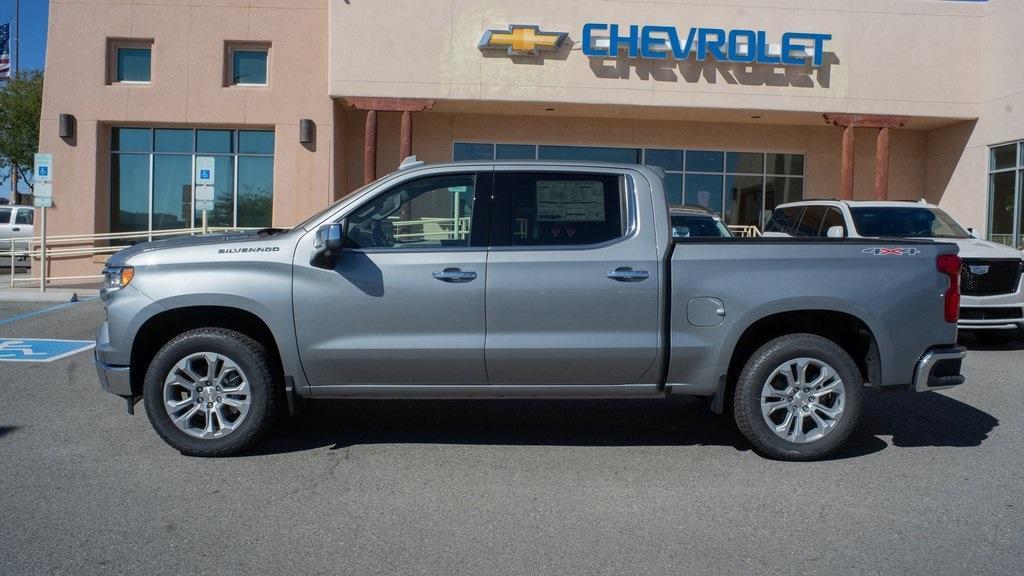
[826,225,845,238]
[673,226,691,238]
[966,227,978,238]
[310,222,344,268]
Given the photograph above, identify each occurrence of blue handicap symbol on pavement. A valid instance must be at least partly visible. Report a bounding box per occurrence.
[38,166,48,177]
[200,169,210,179]
[0,339,95,363]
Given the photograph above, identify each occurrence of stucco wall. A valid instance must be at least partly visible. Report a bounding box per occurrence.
[329,0,1021,234]
[926,0,1024,237]
[329,0,984,119]
[38,0,337,279]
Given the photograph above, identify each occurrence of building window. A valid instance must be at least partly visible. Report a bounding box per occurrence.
[651,150,803,229]
[110,128,275,235]
[988,140,1024,247]
[108,39,153,83]
[228,43,269,86]
[453,142,803,229]
[537,146,640,164]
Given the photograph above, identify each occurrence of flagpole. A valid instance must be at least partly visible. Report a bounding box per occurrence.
[11,0,19,204]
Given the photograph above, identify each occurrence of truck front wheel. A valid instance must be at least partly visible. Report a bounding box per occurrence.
[733,334,864,461]
[142,328,281,457]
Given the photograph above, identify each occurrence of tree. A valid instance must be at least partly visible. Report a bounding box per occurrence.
[0,70,43,202]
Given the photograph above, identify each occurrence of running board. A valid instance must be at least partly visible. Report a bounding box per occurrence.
[306,384,664,399]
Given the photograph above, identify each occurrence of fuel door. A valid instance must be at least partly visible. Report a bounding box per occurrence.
[687,297,726,327]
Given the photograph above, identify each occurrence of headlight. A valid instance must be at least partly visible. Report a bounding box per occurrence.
[102,266,134,290]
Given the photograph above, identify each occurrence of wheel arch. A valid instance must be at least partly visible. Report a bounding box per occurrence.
[725,309,882,395]
[129,306,284,398]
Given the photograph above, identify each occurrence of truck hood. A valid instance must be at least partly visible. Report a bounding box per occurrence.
[104,231,278,267]
[937,237,1024,260]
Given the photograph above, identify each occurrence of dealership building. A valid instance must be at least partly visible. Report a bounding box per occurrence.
[37,0,1024,278]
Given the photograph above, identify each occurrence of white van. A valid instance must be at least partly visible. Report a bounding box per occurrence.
[0,205,34,270]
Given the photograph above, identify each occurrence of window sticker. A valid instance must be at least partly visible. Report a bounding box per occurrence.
[536,180,606,222]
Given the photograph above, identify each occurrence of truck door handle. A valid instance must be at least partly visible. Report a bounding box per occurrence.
[11,228,19,232]
[432,268,478,283]
[607,267,650,282]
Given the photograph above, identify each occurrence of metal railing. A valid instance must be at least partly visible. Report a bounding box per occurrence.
[391,217,472,242]
[4,227,260,290]
[728,225,762,237]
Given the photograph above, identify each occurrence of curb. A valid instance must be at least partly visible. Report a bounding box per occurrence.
[0,289,101,303]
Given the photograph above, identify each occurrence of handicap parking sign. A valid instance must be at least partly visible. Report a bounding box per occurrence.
[38,166,48,177]
[200,169,210,180]
[0,339,95,363]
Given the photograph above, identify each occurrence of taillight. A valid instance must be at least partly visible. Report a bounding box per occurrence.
[937,254,961,323]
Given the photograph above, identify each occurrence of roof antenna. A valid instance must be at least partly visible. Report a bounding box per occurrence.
[399,155,424,169]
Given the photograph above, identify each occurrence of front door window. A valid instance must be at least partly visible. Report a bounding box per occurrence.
[344,174,476,250]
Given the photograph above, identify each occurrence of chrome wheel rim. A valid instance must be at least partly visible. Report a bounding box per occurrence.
[163,352,252,439]
[760,357,846,444]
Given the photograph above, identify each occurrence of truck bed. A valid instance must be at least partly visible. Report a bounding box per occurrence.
[664,237,959,395]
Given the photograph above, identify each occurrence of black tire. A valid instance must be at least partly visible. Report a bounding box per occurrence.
[143,328,280,457]
[733,333,864,461]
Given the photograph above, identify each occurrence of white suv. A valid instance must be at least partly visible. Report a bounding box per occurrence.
[764,200,1024,342]
[0,205,34,270]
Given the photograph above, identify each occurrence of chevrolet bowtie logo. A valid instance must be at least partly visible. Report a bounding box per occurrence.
[479,25,568,56]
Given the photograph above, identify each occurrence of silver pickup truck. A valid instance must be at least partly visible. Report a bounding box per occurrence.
[96,159,966,460]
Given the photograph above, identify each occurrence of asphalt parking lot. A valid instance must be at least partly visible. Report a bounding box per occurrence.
[0,298,1021,575]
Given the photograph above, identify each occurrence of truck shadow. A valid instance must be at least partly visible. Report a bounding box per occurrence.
[251,390,997,460]
[849,390,999,455]
[958,331,1024,352]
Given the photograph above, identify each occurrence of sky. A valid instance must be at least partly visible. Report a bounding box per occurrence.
[1,0,48,72]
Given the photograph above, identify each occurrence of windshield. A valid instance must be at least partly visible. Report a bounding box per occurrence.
[849,206,970,239]
[671,214,733,238]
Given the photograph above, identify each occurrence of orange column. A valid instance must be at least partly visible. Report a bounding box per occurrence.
[399,110,412,161]
[874,127,891,201]
[363,109,377,185]
[839,125,855,200]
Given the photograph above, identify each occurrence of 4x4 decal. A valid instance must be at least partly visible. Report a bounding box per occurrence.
[862,247,921,256]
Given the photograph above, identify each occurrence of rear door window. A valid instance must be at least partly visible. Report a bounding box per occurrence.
[795,206,826,237]
[818,207,845,237]
[493,172,625,247]
[764,206,803,235]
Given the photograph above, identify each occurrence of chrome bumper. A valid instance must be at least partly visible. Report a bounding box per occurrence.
[95,350,132,397]
[913,346,966,392]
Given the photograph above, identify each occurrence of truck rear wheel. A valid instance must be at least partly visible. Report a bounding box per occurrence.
[733,333,864,461]
[143,328,280,457]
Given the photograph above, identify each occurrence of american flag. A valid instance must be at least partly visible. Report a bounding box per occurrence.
[0,23,10,79]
